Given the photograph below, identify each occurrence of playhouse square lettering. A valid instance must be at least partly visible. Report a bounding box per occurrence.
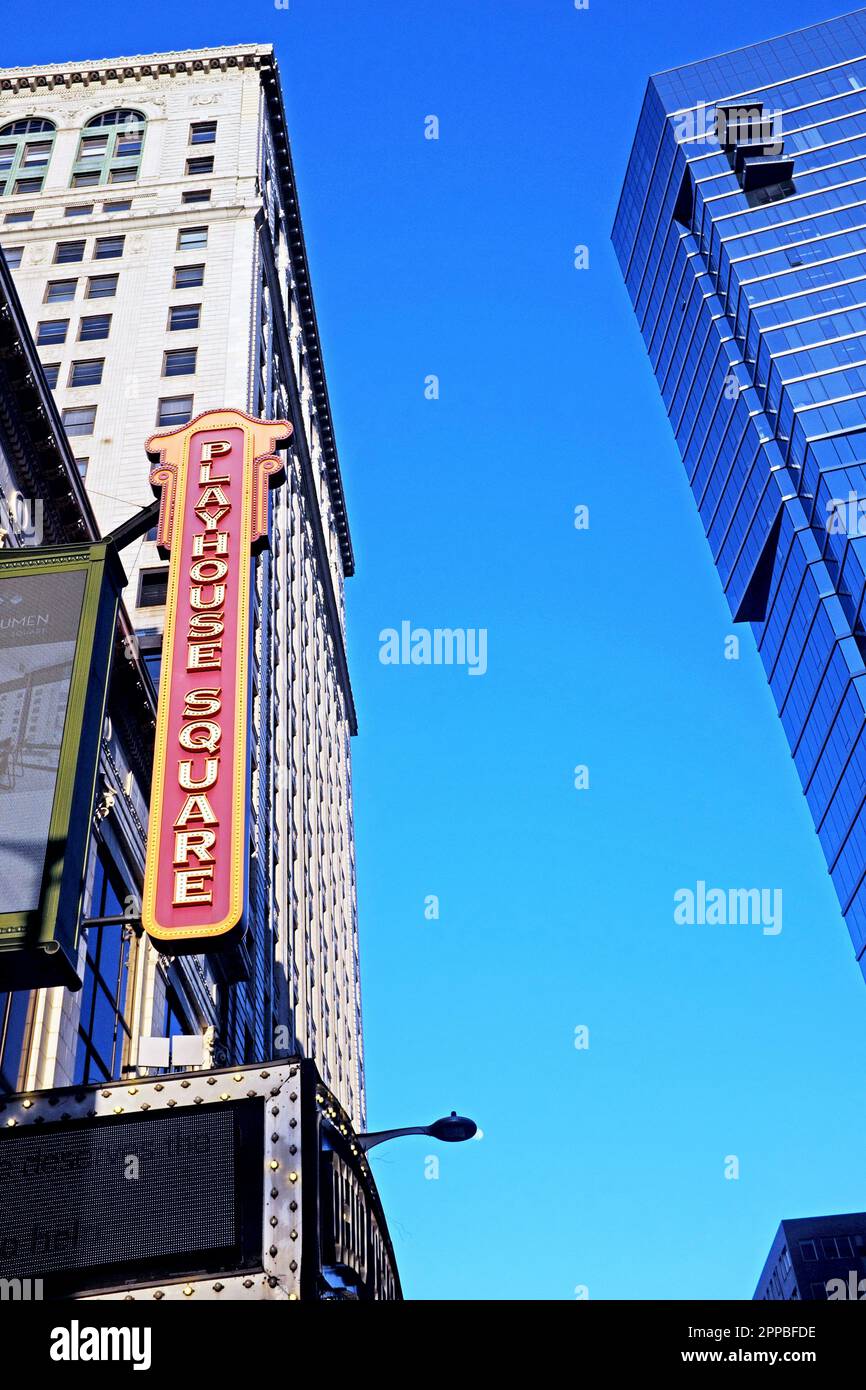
[173,438,233,910]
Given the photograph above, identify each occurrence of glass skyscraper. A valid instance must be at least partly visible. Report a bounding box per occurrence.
[613,10,866,983]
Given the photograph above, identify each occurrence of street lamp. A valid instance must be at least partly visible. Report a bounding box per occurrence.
[356,1110,478,1152]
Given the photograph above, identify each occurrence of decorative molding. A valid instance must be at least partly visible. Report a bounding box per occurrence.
[0,45,271,92]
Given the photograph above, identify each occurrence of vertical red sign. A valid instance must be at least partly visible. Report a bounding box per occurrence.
[142,409,292,952]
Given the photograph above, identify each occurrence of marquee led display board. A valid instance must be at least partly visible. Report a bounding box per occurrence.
[142,409,292,954]
[0,1099,265,1296]
[0,1060,402,1300]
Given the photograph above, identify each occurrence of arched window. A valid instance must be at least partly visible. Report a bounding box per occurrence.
[71,108,146,189]
[0,117,56,197]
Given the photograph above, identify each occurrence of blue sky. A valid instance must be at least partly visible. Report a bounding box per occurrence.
[8,0,866,1300]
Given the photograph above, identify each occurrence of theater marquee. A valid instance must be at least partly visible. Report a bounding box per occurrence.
[142,409,292,953]
[0,1060,401,1300]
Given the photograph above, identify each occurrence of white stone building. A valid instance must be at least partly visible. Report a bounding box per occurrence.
[0,45,366,1125]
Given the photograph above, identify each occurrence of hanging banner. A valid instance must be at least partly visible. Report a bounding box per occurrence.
[0,542,123,991]
[142,409,292,953]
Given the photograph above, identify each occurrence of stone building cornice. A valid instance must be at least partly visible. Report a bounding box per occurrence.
[0,44,272,88]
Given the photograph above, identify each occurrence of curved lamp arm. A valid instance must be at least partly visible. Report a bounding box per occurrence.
[356,1111,477,1152]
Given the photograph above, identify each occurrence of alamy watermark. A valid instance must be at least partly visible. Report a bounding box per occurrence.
[0,1277,43,1300]
[826,491,866,536]
[50,1322,151,1371]
[0,492,43,547]
[674,881,783,936]
[673,102,784,154]
[379,622,488,676]
[827,1271,866,1299]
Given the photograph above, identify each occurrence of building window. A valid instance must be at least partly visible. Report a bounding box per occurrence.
[71,171,100,189]
[1,245,23,268]
[174,263,204,288]
[86,273,117,299]
[114,124,143,158]
[42,363,60,388]
[189,121,217,145]
[36,318,68,345]
[185,156,214,177]
[62,404,96,436]
[44,278,77,303]
[163,347,197,377]
[142,649,162,686]
[182,189,210,205]
[78,313,111,340]
[177,226,207,250]
[103,199,131,213]
[78,134,108,162]
[138,567,169,607]
[168,303,200,331]
[162,986,193,1061]
[821,1236,853,1259]
[71,109,145,189]
[799,1240,818,1261]
[19,139,52,169]
[94,234,124,259]
[73,850,133,1085]
[0,990,30,1094]
[64,203,93,218]
[4,210,33,225]
[54,239,85,263]
[157,395,193,427]
[74,456,88,477]
[0,117,55,197]
[69,358,104,387]
[136,631,163,687]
